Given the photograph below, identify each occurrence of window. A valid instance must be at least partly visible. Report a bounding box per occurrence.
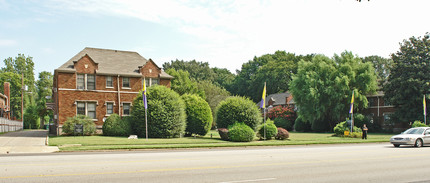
[123,103,131,116]
[76,102,97,119]
[383,113,393,122]
[368,98,376,107]
[145,78,149,87]
[77,74,96,90]
[87,74,95,90]
[143,78,160,87]
[123,77,130,88]
[77,102,86,115]
[152,78,159,85]
[384,99,391,106]
[87,103,96,119]
[106,103,113,115]
[106,76,113,88]
[77,74,85,90]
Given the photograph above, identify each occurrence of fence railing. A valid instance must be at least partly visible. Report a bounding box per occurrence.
[0,118,23,133]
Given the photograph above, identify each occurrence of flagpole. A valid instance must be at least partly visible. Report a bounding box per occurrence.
[264,82,266,140]
[424,95,427,125]
[143,77,148,140]
[350,90,354,133]
[145,106,148,140]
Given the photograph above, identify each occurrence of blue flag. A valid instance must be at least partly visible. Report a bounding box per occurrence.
[143,79,147,109]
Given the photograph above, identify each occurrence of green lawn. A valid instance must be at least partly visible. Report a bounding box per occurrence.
[49,131,394,151]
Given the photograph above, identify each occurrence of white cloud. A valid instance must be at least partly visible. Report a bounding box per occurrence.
[43,0,430,72]
[0,39,17,46]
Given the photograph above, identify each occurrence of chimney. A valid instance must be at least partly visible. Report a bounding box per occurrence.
[4,82,10,119]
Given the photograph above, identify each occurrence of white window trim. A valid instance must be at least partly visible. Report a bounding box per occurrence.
[121,102,132,116]
[106,76,114,88]
[75,101,98,121]
[76,74,96,90]
[105,102,115,116]
[122,77,131,89]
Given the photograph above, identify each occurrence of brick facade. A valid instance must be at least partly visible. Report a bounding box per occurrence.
[53,48,172,135]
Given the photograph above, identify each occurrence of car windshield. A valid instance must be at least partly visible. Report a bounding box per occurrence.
[403,128,425,134]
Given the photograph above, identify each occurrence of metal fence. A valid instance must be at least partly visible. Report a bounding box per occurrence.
[0,117,23,133]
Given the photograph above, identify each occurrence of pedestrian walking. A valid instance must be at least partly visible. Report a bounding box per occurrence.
[362,124,368,139]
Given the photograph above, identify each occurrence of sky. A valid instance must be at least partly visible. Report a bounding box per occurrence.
[0,0,429,78]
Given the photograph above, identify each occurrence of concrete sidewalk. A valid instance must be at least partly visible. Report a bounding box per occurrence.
[0,130,59,154]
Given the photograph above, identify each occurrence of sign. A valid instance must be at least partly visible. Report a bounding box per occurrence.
[74,124,83,134]
[344,130,350,136]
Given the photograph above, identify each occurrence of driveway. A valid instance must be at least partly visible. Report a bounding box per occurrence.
[0,130,59,154]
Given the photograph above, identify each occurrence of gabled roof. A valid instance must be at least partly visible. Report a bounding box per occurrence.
[56,47,173,78]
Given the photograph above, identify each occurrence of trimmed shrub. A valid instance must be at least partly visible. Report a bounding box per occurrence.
[228,122,255,142]
[412,120,428,127]
[274,117,293,131]
[275,127,289,140]
[257,119,278,140]
[218,128,229,141]
[102,113,132,136]
[333,121,362,137]
[182,94,213,136]
[62,115,96,136]
[131,85,186,138]
[294,116,312,132]
[215,96,262,131]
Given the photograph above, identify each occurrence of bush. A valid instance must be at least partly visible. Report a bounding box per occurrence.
[62,115,96,135]
[257,119,278,140]
[275,127,289,140]
[215,96,262,131]
[294,116,312,132]
[182,94,213,136]
[24,105,40,129]
[274,117,293,131]
[218,128,229,141]
[131,85,186,138]
[311,120,331,132]
[333,121,362,137]
[102,113,131,136]
[412,120,428,127]
[267,106,296,130]
[353,114,369,128]
[228,122,255,142]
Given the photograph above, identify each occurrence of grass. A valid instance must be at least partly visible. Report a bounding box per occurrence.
[49,130,394,151]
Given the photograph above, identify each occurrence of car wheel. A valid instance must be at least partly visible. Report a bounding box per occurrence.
[414,139,423,148]
[393,144,400,147]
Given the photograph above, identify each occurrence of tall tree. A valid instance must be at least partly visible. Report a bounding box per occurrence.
[0,72,22,120]
[362,55,393,84]
[1,54,36,121]
[197,80,230,128]
[36,71,54,127]
[165,68,205,99]
[231,51,313,102]
[163,59,216,82]
[290,52,377,131]
[384,34,430,124]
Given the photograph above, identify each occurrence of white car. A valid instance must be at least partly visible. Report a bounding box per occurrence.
[390,127,430,147]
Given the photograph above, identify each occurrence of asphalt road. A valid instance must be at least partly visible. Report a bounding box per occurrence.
[1,143,429,183]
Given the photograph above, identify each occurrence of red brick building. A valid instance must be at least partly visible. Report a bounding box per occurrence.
[52,47,173,134]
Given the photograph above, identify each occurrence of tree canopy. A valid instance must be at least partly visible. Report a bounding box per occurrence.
[290,51,377,131]
[384,33,430,123]
[231,51,313,102]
